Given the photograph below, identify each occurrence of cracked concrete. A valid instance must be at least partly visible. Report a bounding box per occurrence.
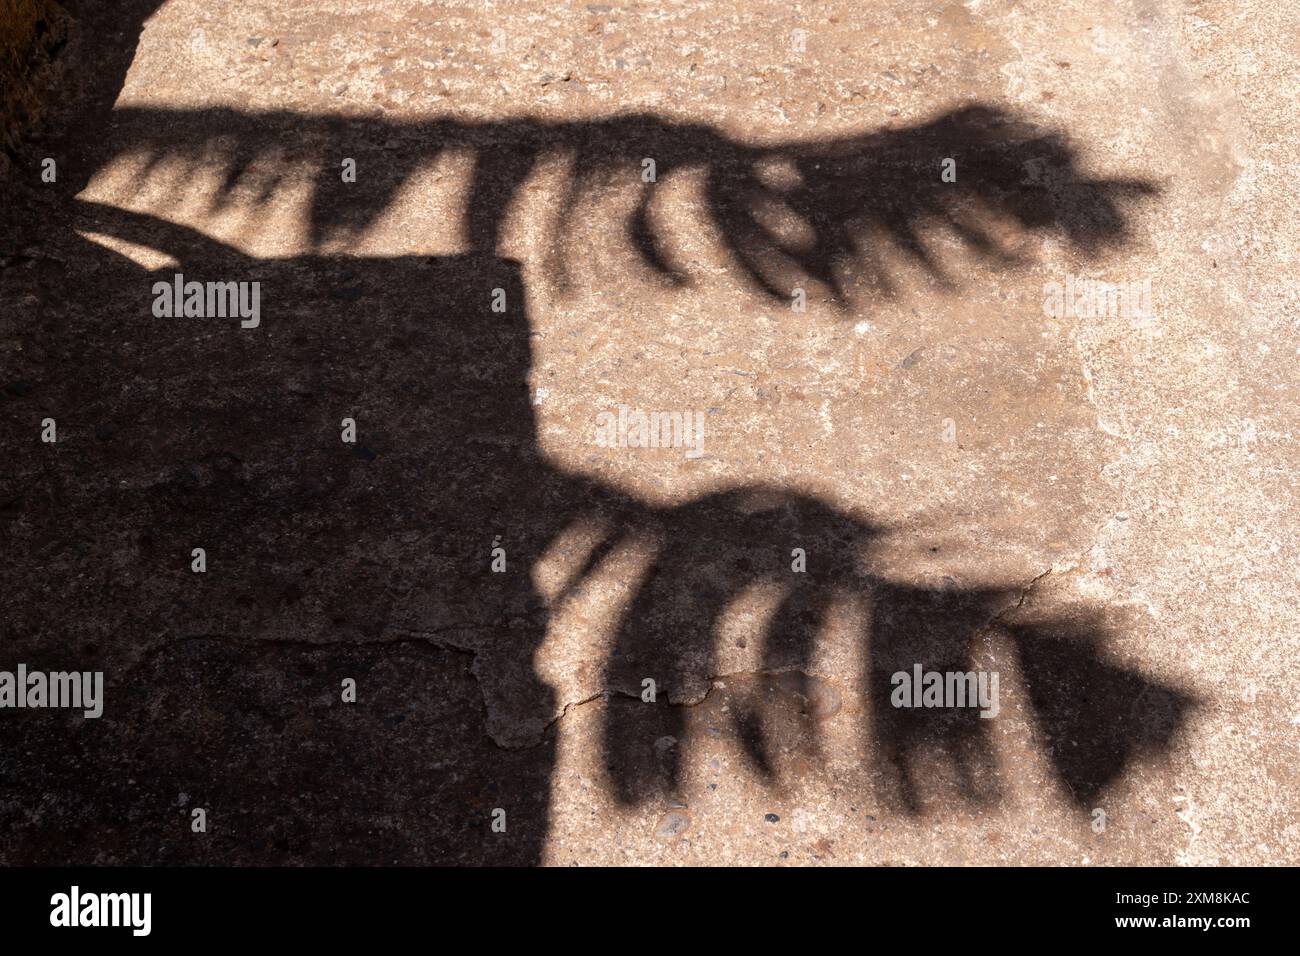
[1,0,1297,865]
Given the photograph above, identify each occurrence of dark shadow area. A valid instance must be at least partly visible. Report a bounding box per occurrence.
[0,0,1190,864]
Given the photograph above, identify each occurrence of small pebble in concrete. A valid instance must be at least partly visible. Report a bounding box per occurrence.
[898,347,924,369]
[764,813,780,823]
[655,811,690,840]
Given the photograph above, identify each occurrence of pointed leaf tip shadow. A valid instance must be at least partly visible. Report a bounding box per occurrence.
[1006,617,1197,807]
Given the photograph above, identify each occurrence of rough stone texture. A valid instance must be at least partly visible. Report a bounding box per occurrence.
[0,0,1296,865]
[0,0,72,177]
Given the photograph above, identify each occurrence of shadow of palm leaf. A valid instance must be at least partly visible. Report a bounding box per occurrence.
[598,489,1196,814]
[80,104,1156,307]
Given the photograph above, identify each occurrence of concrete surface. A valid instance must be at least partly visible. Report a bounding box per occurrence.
[0,0,1296,865]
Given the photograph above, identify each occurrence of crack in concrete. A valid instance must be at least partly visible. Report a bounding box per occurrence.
[982,564,1057,634]
[128,563,1064,753]
[541,666,833,736]
[540,562,1070,745]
